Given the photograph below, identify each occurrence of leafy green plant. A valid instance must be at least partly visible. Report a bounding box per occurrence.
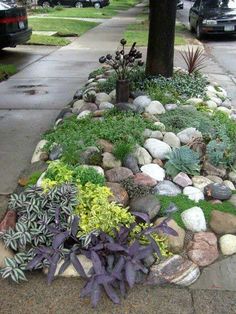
[165,146,201,178]
[43,111,157,165]
[27,171,43,186]
[74,182,135,236]
[73,166,105,186]
[113,141,134,161]
[180,46,207,74]
[88,67,106,79]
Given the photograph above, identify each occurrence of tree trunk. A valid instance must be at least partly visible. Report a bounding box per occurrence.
[146,0,177,77]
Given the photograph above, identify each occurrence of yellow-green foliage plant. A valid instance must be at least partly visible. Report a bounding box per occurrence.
[74,182,135,236]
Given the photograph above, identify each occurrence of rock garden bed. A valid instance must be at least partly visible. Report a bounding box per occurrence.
[1,42,236,307]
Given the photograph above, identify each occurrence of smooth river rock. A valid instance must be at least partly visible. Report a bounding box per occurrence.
[141,164,165,181]
[144,138,171,160]
[153,180,181,196]
[181,207,207,232]
[219,234,236,256]
[210,210,236,234]
[129,195,161,220]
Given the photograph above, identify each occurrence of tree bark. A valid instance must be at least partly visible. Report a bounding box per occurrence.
[146,0,177,77]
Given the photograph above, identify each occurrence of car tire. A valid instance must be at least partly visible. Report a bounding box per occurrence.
[94,2,101,8]
[42,1,51,7]
[75,1,83,8]
[196,23,203,40]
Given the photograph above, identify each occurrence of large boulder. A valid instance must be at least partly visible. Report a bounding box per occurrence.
[187,232,219,266]
[181,207,207,232]
[144,138,171,160]
[210,210,236,234]
[105,167,133,183]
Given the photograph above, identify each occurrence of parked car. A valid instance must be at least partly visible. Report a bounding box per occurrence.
[177,0,184,10]
[38,0,109,9]
[1,0,16,7]
[189,0,236,39]
[0,1,32,49]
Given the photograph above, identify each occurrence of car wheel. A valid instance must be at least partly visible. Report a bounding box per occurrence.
[42,1,51,7]
[75,1,83,8]
[196,23,203,40]
[94,2,101,8]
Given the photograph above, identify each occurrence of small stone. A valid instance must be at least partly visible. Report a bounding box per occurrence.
[142,112,159,122]
[145,101,166,115]
[80,146,101,165]
[229,171,236,183]
[0,210,16,232]
[45,254,93,278]
[210,96,222,106]
[133,95,151,109]
[186,98,203,106]
[149,130,163,140]
[95,92,111,105]
[152,159,164,167]
[105,167,133,183]
[106,182,129,206]
[173,172,192,188]
[133,146,152,165]
[192,176,213,192]
[144,138,171,160]
[141,164,165,181]
[206,175,223,184]
[177,128,202,144]
[221,98,232,109]
[129,195,161,220]
[116,102,142,113]
[97,139,114,153]
[133,173,157,187]
[183,186,204,202]
[153,121,166,131]
[165,103,178,111]
[93,110,105,117]
[155,218,185,253]
[210,210,236,234]
[31,140,48,164]
[73,89,83,100]
[228,194,236,208]
[49,145,63,161]
[163,132,180,148]
[99,102,114,110]
[102,152,121,169]
[18,177,28,187]
[77,110,91,119]
[122,154,139,174]
[0,240,14,268]
[187,232,219,266]
[109,89,116,103]
[205,100,217,109]
[181,207,206,232]
[223,180,235,191]
[203,161,227,178]
[147,255,200,287]
[153,180,181,196]
[220,234,236,255]
[204,183,232,200]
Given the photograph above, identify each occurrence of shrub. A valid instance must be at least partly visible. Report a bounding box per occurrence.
[165,146,201,178]
[74,183,135,236]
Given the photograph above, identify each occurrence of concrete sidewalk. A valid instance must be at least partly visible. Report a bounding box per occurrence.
[0,4,145,196]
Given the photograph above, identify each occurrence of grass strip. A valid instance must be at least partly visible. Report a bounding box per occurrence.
[0,64,17,81]
[26,34,70,46]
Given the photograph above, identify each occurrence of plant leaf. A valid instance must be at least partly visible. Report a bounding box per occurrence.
[103,283,120,304]
[125,261,136,288]
[70,252,87,278]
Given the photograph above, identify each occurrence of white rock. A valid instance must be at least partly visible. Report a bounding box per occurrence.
[222,98,232,109]
[217,87,227,97]
[183,186,204,202]
[80,165,104,176]
[141,164,165,181]
[109,89,116,103]
[149,130,163,140]
[31,140,48,163]
[181,207,207,232]
[217,107,231,115]
[186,98,203,106]
[145,101,166,114]
[192,176,213,192]
[210,96,222,106]
[220,234,236,256]
[44,254,93,277]
[133,95,151,109]
[173,172,192,188]
[229,171,236,183]
[177,128,202,144]
[206,175,223,184]
[133,146,152,165]
[153,122,166,131]
[102,152,121,169]
[206,100,217,109]
[99,102,114,110]
[77,110,91,119]
[144,138,171,160]
[95,92,111,105]
[206,85,217,94]
[223,180,235,191]
[36,172,46,187]
[163,132,180,148]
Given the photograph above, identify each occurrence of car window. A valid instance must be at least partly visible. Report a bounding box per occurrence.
[202,0,236,9]
[0,2,10,9]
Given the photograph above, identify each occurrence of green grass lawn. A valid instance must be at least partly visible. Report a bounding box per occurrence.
[124,19,189,46]
[30,0,140,19]
[29,17,98,36]
[0,64,17,82]
[26,34,70,46]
